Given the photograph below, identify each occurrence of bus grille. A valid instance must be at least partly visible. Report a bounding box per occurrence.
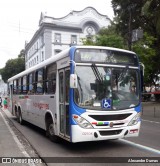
[99,130,122,136]
[89,114,132,121]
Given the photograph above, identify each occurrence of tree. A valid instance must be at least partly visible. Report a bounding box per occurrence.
[18,49,25,58]
[141,0,160,83]
[141,0,160,36]
[82,24,125,49]
[132,32,156,84]
[111,0,144,50]
[0,50,25,82]
[111,0,160,85]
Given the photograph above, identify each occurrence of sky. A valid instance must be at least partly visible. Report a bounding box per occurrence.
[0,0,114,69]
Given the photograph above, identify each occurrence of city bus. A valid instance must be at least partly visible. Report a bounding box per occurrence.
[8,46,142,143]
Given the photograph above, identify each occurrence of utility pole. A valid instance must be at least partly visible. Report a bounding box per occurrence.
[127,4,136,51]
[128,7,132,51]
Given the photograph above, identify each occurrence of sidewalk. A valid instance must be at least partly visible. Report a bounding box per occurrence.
[0,108,27,158]
[142,102,160,122]
[0,108,45,165]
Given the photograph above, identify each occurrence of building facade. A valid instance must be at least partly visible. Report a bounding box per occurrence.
[25,7,111,69]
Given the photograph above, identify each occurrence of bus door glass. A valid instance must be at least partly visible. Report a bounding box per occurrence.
[59,68,70,137]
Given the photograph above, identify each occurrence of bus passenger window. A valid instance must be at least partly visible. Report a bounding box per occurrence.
[28,73,34,94]
[17,78,22,94]
[13,80,17,94]
[22,75,27,94]
[46,63,57,94]
[36,69,44,94]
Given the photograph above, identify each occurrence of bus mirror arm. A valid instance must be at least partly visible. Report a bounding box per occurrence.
[70,74,78,88]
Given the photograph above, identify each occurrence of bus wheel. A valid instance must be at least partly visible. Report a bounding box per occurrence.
[18,110,24,125]
[47,119,59,143]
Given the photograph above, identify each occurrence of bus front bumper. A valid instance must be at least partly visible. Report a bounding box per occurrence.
[71,122,141,143]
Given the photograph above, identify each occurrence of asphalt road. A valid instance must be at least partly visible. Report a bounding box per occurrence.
[1,102,160,166]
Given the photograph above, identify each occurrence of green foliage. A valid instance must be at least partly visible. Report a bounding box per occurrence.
[82,25,126,49]
[18,49,25,58]
[81,37,96,46]
[111,0,160,85]
[132,32,156,83]
[96,34,125,48]
[142,0,160,36]
[112,0,144,50]
[0,50,25,83]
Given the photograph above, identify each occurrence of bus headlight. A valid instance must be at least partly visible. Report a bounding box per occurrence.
[73,115,93,129]
[128,112,141,126]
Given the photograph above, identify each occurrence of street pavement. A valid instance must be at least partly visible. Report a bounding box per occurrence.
[0,102,160,165]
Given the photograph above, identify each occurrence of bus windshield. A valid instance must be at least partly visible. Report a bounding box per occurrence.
[74,65,140,110]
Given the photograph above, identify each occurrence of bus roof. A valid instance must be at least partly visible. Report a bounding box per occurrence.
[8,47,70,82]
[75,45,136,54]
[8,46,136,83]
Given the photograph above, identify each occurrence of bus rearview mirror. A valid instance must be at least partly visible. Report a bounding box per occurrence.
[70,74,78,88]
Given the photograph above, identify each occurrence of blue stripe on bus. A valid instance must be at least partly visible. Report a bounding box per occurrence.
[69,46,86,125]
[69,46,77,142]
[69,46,76,74]
[69,88,86,125]
[134,104,141,113]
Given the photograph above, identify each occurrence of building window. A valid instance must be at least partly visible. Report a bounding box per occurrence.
[37,56,38,64]
[55,33,61,44]
[41,51,44,61]
[41,34,44,45]
[71,35,77,44]
[37,42,38,50]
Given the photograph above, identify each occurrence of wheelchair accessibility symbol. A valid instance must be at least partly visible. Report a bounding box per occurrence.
[102,99,111,109]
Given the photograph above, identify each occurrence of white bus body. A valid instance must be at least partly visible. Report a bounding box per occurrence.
[8,46,142,143]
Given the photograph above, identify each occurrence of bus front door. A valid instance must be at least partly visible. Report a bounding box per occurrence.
[59,69,70,139]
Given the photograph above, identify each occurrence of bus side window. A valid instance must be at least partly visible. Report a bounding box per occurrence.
[19,78,22,94]
[28,73,34,94]
[35,69,44,94]
[22,75,27,94]
[13,80,17,94]
[46,63,57,94]
[17,78,22,94]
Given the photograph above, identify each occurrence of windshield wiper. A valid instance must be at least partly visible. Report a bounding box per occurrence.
[91,63,103,83]
[118,65,129,81]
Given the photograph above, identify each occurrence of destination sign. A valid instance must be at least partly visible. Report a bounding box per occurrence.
[74,49,138,66]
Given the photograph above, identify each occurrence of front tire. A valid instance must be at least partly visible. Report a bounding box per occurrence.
[46,118,59,142]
